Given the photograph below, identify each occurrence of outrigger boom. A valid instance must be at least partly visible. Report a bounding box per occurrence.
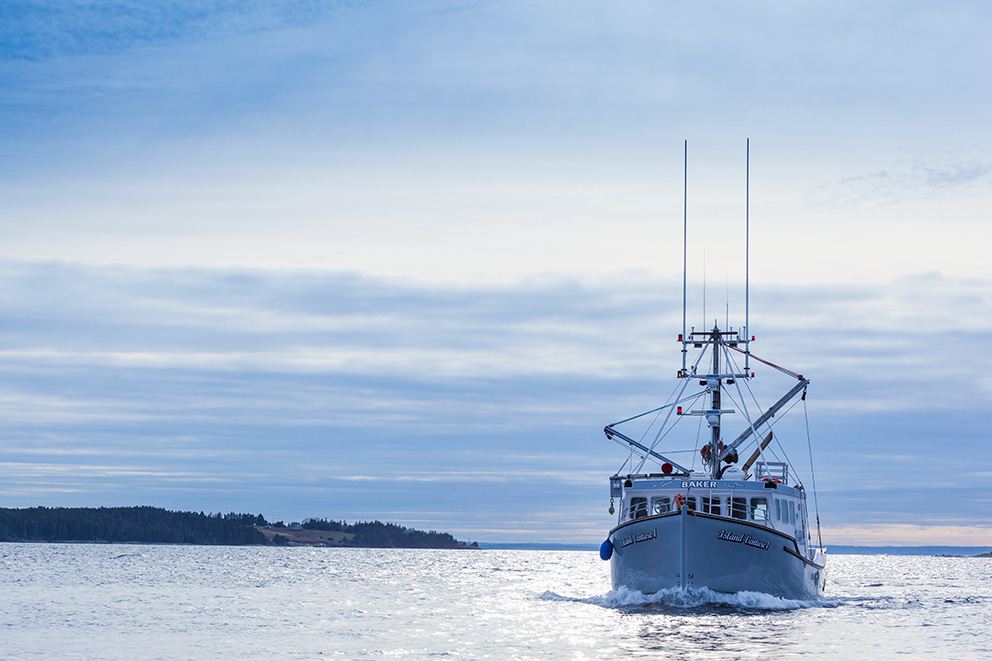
[720,376,809,464]
[603,426,691,475]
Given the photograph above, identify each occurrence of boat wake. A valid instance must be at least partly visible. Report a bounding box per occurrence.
[540,586,835,611]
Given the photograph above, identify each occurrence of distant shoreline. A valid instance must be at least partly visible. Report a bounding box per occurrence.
[475,542,992,557]
[0,507,475,549]
[826,545,992,557]
[2,539,987,558]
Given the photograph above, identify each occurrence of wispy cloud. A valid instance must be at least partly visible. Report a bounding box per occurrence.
[3,2,991,286]
[0,1,358,62]
[804,159,992,210]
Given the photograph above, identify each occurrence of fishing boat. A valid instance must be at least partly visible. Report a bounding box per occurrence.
[599,141,826,599]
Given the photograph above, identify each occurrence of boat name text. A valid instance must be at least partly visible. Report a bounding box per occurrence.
[682,480,718,489]
[716,529,770,550]
[618,529,657,548]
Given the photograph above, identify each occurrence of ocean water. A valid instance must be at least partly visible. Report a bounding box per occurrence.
[1,543,990,660]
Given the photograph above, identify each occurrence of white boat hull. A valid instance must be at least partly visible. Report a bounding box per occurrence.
[609,507,826,599]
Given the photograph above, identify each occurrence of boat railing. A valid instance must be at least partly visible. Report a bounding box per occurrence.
[755,461,789,482]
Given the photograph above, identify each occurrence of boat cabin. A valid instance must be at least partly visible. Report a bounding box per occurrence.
[612,470,810,547]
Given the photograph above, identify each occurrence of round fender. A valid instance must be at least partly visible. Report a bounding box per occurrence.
[599,539,614,560]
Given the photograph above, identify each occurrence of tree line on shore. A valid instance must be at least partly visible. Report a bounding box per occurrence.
[0,506,472,548]
[302,517,474,548]
[0,507,268,545]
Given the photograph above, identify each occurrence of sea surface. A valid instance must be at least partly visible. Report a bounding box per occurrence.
[1,543,990,659]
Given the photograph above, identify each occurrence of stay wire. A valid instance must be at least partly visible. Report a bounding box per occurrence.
[724,346,808,486]
[803,395,823,551]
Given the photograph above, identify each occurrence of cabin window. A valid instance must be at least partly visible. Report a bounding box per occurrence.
[775,500,782,521]
[629,497,648,520]
[650,496,671,515]
[731,497,747,520]
[701,496,721,515]
[750,497,769,522]
[789,503,795,524]
[686,497,697,511]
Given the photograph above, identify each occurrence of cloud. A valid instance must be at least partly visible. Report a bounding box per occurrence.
[2,1,992,541]
[805,159,992,209]
[2,2,992,290]
[921,163,990,187]
[0,1,359,62]
[0,260,989,541]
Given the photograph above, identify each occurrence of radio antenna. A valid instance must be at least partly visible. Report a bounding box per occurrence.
[745,138,751,371]
[681,139,687,374]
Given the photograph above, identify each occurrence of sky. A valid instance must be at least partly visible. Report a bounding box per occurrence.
[1,1,991,546]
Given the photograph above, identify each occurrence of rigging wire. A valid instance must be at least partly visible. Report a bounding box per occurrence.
[691,408,705,471]
[626,386,703,451]
[804,395,823,551]
[633,336,712,473]
[721,346,770,466]
[609,389,705,427]
[610,390,708,469]
[728,344,802,380]
[724,343,810,474]
[757,397,810,482]
[642,391,707,462]
[724,380,804,484]
[721,346,806,486]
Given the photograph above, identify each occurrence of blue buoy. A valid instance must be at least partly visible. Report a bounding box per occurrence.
[599,539,613,560]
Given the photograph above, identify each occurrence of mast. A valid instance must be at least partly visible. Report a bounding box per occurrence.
[709,326,721,479]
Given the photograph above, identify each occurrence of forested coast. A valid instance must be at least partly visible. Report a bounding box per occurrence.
[0,506,473,548]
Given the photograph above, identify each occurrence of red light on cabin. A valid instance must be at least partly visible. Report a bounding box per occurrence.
[662,463,673,475]
[677,406,683,414]
[678,334,683,342]
[751,335,755,341]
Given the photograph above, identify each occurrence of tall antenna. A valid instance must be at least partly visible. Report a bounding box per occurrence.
[726,271,729,330]
[681,139,687,374]
[702,252,706,329]
[745,138,751,372]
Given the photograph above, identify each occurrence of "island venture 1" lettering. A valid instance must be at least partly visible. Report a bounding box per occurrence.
[716,529,770,550]
[618,529,657,547]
